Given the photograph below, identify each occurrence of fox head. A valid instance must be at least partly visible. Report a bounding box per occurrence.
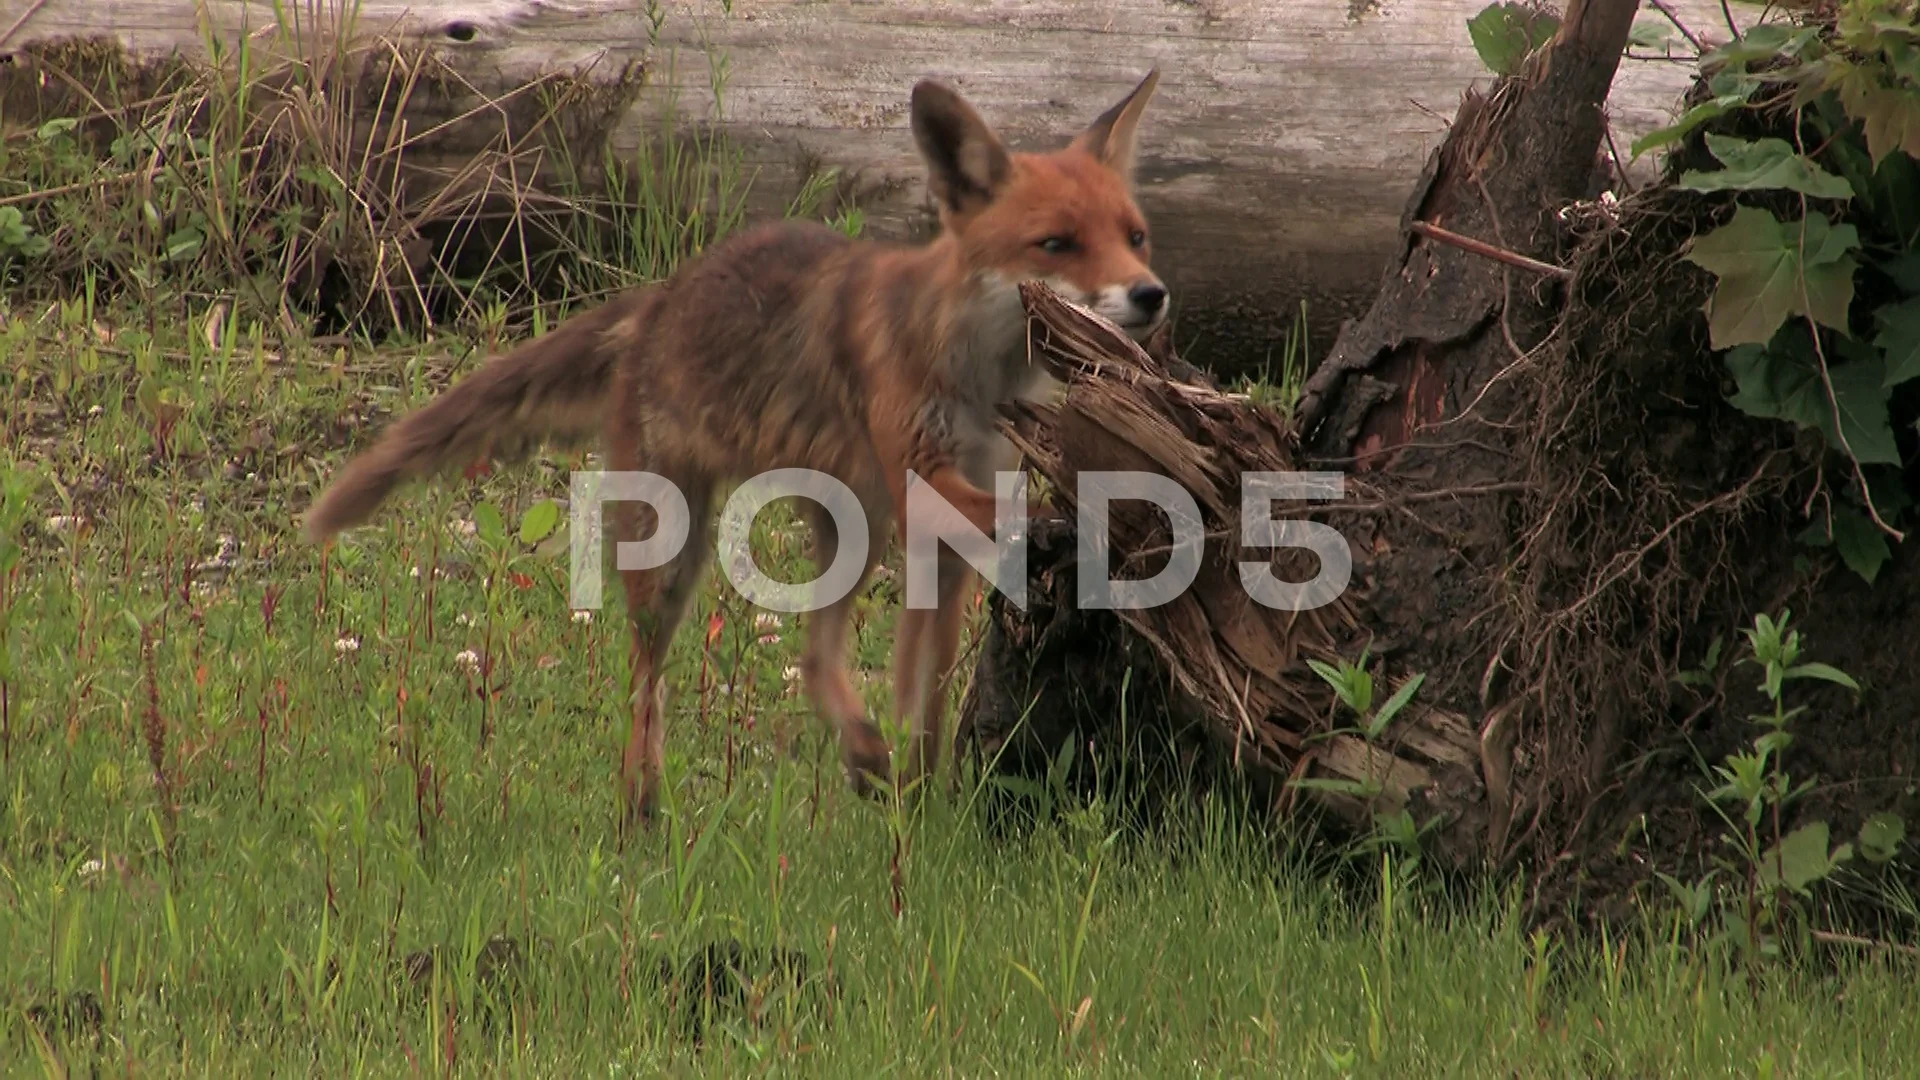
[910,70,1168,340]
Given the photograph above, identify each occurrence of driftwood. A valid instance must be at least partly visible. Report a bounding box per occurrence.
[1,0,1746,370]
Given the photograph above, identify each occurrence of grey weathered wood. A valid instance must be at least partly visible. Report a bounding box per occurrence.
[2,0,1743,369]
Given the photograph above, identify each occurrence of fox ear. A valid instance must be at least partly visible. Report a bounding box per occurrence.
[910,80,1013,215]
[1071,68,1160,181]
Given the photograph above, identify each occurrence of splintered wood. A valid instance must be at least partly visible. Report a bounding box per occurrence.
[991,283,1487,834]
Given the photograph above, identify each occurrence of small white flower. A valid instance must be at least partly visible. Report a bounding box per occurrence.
[334,635,361,654]
[42,515,78,533]
[455,612,475,627]
[451,518,478,539]
[78,857,105,884]
[455,649,481,672]
[754,613,782,631]
[409,566,422,579]
[86,404,104,418]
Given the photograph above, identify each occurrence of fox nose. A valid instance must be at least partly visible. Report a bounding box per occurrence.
[1129,282,1168,316]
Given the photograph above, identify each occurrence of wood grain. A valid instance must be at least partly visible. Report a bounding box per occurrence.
[2,0,1746,369]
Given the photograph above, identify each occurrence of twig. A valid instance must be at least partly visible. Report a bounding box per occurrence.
[1720,0,1743,41]
[1604,124,1636,195]
[0,0,50,52]
[1410,221,1574,280]
[1793,182,1903,542]
[1331,481,1534,514]
[1810,929,1920,957]
[1645,0,1705,52]
[0,170,142,209]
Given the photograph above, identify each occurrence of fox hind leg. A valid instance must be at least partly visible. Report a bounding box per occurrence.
[616,476,713,831]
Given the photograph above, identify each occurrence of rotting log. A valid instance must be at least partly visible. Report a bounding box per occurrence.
[3,0,1747,372]
[962,0,1648,871]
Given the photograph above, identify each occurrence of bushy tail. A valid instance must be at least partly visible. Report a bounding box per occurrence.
[303,292,648,543]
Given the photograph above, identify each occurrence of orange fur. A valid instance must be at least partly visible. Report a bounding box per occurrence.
[303,70,1170,827]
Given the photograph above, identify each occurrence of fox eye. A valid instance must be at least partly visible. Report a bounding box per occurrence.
[1037,235,1076,254]
[1128,229,1147,249]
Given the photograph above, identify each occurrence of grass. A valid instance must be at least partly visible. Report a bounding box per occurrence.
[3,296,1919,1077]
[1,14,1917,1076]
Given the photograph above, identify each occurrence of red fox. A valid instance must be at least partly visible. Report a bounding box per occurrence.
[303,69,1170,826]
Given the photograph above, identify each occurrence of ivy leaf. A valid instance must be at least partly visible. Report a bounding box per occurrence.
[1631,94,1750,158]
[1813,109,1920,248]
[1701,22,1820,70]
[1825,341,1901,465]
[1854,85,1920,166]
[1799,501,1893,584]
[1678,134,1855,199]
[1685,207,1859,348]
[1724,331,1898,465]
[1875,296,1920,386]
[1467,3,1561,77]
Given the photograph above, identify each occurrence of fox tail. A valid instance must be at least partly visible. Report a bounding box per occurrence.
[303,293,647,543]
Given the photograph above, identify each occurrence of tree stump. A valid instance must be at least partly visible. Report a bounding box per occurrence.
[959,0,1647,875]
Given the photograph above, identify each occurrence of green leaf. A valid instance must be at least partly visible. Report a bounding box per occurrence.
[519,499,560,545]
[1702,22,1819,70]
[1858,140,1920,248]
[1824,344,1901,465]
[1724,330,1898,465]
[1678,134,1855,199]
[1631,94,1750,159]
[1761,820,1848,894]
[1685,207,1859,349]
[1858,812,1906,864]
[1799,501,1894,584]
[471,503,505,547]
[164,227,205,263]
[1848,83,1920,166]
[1368,672,1426,737]
[1781,661,1861,691]
[1874,297,1920,386]
[1466,3,1561,77]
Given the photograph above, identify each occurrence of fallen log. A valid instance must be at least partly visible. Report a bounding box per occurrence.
[1,0,1745,370]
